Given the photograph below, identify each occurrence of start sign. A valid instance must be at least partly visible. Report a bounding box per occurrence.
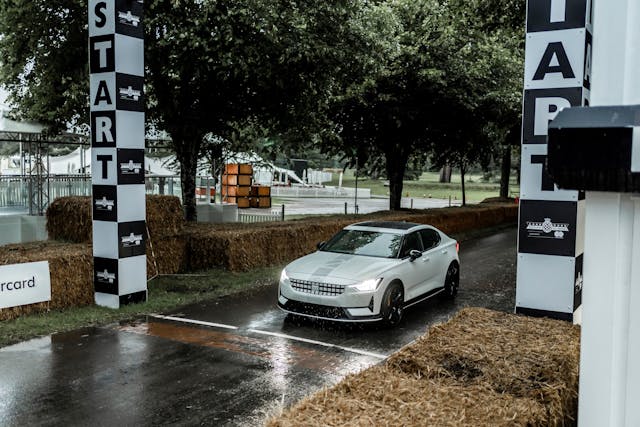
[516,0,593,321]
[89,0,147,309]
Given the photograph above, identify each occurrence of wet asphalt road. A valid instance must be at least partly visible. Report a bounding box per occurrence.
[0,226,517,427]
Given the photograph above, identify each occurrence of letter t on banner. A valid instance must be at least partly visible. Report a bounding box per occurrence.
[89,0,147,308]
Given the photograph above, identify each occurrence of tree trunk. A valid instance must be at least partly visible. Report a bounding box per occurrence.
[179,152,198,222]
[386,149,409,210]
[439,165,452,183]
[499,145,511,198]
[460,161,466,206]
[172,130,203,222]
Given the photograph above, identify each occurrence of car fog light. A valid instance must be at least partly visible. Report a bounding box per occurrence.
[352,278,382,292]
[280,269,290,283]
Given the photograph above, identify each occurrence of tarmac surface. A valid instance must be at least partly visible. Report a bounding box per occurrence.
[0,226,517,426]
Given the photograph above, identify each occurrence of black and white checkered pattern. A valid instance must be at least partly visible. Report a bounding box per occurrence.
[516,0,593,321]
[89,0,146,308]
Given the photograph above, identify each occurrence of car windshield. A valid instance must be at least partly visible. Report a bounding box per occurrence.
[321,229,402,258]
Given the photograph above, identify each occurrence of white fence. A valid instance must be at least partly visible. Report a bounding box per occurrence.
[270,185,370,198]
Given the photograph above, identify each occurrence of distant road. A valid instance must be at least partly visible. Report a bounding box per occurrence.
[272,196,462,216]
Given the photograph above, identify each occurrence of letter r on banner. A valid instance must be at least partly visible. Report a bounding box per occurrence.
[534,97,572,136]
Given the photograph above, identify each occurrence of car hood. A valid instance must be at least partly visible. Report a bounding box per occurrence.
[285,251,398,283]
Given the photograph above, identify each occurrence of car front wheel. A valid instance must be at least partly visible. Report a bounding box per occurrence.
[444,262,459,298]
[381,282,404,326]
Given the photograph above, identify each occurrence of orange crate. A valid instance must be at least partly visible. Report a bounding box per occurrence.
[224,185,251,197]
[257,186,271,196]
[222,174,252,186]
[258,197,271,208]
[250,198,260,208]
[225,163,253,175]
[236,197,250,208]
[223,196,250,208]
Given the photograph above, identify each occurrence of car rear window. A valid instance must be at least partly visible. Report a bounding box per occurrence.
[321,230,402,258]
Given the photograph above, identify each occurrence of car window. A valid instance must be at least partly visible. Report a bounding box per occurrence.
[321,230,403,258]
[400,232,423,258]
[419,229,441,251]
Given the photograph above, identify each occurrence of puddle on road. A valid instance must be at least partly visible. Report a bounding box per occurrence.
[118,320,377,377]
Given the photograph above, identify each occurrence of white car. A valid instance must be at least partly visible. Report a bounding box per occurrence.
[278,221,460,326]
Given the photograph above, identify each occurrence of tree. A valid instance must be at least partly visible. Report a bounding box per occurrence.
[0,0,376,220]
[325,0,522,209]
[446,0,525,199]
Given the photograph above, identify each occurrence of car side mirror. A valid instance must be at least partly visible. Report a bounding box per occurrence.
[317,241,326,250]
[409,250,422,261]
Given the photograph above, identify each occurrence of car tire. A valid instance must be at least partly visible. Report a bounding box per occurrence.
[444,262,459,299]
[381,282,404,327]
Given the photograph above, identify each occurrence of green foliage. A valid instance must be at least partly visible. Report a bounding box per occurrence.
[0,0,376,220]
[0,0,524,213]
[0,0,88,133]
[322,0,524,209]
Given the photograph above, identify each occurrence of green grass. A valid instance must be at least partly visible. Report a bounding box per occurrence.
[332,171,519,202]
[0,265,283,348]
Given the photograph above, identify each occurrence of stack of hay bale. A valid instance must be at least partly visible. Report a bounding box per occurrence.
[221,163,253,208]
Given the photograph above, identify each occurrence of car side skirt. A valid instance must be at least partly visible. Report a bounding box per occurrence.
[403,287,445,309]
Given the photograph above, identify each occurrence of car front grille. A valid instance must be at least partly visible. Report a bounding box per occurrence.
[290,279,345,296]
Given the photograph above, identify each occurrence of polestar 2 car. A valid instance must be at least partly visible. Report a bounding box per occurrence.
[277,221,460,326]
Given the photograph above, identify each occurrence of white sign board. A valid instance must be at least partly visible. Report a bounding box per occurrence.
[0,261,51,309]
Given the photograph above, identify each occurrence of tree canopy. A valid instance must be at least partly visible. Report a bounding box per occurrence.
[324,0,523,208]
[0,0,525,214]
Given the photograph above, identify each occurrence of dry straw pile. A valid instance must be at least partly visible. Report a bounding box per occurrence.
[268,307,580,427]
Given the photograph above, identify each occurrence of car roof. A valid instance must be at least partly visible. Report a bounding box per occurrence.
[345,221,431,234]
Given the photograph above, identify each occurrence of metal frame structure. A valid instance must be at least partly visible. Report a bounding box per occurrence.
[0,129,89,215]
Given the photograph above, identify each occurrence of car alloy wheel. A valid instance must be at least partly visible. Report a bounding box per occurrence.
[444,263,459,298]
[382,282,404,326]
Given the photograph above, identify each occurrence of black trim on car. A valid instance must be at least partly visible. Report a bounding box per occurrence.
[277,300,383,322]
[403,287,446,309]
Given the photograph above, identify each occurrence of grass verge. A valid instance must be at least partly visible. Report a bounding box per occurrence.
[0,265,283,349]
[332,171,520,202]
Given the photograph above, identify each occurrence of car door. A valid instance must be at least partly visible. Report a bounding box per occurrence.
[419,229,449,291]
[398,231,428,300]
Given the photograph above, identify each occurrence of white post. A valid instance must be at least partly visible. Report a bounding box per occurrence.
[579,0,640,425]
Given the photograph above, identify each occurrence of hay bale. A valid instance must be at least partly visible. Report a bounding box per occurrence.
[267,308,580,427]
[145,195,184,237]
[186,204,518,272]
[146,235,187,276]
[46,196,92,242]
[46,195,184,243]
[0,242,93,321]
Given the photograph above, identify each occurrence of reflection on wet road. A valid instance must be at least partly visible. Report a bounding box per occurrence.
[0,226,517,426]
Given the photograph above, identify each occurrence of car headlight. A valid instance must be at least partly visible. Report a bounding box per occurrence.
[280,269,290,283]
[351,278,382,292]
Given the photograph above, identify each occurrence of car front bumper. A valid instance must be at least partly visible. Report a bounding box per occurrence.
[278,280,384,322]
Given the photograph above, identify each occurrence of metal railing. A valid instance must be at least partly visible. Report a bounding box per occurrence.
[0,175,187,209]
[238,205,285,223]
